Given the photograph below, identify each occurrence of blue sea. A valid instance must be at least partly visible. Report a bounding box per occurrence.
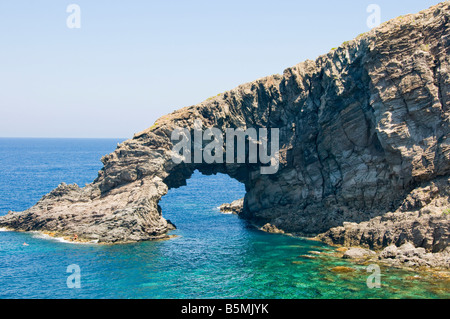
[0,138,448,299]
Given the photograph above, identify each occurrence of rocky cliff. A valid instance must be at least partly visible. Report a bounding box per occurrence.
[1,3,449,265]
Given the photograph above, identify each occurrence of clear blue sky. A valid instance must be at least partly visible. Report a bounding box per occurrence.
[0,0,443,138]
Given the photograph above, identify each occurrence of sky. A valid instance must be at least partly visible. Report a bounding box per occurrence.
[0,0,444,138]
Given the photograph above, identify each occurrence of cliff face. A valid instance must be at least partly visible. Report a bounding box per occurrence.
[1,3,449,252]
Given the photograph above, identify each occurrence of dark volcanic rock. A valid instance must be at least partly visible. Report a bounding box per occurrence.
[0,2,449,261]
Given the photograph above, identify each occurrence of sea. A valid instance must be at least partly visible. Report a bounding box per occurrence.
[0,138,448,299]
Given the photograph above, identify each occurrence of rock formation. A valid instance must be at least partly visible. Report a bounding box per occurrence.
[219,198,244,215]
[1,2,449,266]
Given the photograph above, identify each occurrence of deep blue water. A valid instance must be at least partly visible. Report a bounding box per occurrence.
[0,138,448,299]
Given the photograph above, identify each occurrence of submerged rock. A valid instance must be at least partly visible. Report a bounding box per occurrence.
[0,2,449,263]
[298,255,317,260]
[330,266,356,273]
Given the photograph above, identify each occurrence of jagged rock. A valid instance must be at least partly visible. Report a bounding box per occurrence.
[342,247,376,259]
[337,241,450,268]
[378,242,450,269]
[330,266,356,273]
[260,223,285,234]
[318,193,450,253]
[380,245,399,259]
[0,2,449,262]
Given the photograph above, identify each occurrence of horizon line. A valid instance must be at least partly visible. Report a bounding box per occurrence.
[0,136,128,140]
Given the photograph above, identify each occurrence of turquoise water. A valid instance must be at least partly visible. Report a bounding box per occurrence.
[0,138,448,299]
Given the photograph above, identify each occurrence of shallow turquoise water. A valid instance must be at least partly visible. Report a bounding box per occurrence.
[0,138,448,299]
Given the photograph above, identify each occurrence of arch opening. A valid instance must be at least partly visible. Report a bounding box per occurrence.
[158,170,246,236]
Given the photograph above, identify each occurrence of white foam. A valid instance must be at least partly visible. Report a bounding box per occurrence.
[31,232,99,245]
[1,228,98,244]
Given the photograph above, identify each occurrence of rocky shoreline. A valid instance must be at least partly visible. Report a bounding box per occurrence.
[331,244,450,270]
[219,170,450,269]
[219,199,450,269]
[0,2,449,267]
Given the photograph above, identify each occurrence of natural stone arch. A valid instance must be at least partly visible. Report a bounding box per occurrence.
[1,3,449,250]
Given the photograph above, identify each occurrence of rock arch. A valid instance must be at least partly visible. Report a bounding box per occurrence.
[1,3,449,247]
